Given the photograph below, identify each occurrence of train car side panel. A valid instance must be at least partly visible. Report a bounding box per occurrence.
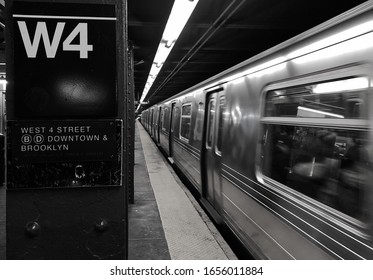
[140,2,373,259]
[171,93,203,192]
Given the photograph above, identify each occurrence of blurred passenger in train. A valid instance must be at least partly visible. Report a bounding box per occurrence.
[337,139,368,218]
[266,125,369,219]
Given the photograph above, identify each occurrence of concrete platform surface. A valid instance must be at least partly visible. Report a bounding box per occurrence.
[135,120,236,260]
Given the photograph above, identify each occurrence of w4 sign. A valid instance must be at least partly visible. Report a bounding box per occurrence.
[17,21,93,59]
[12,2,118,118]
[14,12,116,60]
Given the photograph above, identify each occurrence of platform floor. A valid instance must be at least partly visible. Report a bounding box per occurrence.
[0,121,236,260]
[130,120,236,260]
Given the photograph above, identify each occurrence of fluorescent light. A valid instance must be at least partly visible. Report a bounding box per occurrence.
[138,0,200,106]
[162,0,199,46]
[313,77,369,94]
[297,106,344,118]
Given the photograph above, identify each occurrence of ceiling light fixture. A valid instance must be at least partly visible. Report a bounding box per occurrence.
[136,0,199,112]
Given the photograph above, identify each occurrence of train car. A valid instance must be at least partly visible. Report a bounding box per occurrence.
[141,1,373,259]
[0,77,5,185]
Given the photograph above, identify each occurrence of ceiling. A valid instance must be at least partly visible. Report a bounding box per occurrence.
[0,1,369,107]
[129,0,368,112]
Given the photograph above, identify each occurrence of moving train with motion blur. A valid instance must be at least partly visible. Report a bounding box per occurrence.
[141,1,373,259]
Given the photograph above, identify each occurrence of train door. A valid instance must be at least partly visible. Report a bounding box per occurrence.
[150,109,154,137]
[152,108,159,140]
[157,106,162,145]
[169,102,176,158]
[203,88,226,213]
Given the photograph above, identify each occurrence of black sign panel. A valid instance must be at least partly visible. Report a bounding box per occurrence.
[13,2,117,118]
[7,120,122,188]
[10,119,120,162]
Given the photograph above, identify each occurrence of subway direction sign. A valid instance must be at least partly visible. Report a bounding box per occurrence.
[9,120,121,163]
[12,2,117,118]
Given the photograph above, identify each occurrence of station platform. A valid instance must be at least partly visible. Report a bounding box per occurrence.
[0,120,236,260]
[129,120,236,260]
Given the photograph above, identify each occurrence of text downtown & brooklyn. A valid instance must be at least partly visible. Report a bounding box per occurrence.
[20,134,102,152]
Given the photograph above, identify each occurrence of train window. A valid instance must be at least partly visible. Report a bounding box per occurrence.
[159,107,163,130]
[216,96,226,155]
[162,107,169,131]
[180,103,192,141]
[260,76,370,220]
[261,125,368,219]
[172,106,180,135]
[0,89,5,134]
[265,77,368,119]
[150,109,154,134]
[193,102,204,142]
[206,98,216,148]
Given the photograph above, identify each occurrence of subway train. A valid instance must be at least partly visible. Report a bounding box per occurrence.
[141,1,373,259]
